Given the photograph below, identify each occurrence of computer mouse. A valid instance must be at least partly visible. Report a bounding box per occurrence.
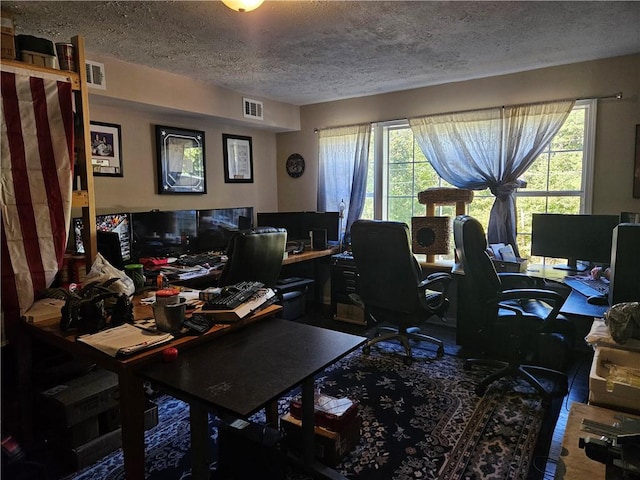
[587,295,609,306]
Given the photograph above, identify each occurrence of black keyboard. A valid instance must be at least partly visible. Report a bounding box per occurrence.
[201,281,264,310]
[564,276,609,297]
[175,253,222,267]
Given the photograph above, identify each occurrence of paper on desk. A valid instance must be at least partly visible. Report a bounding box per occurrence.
[78,323,173,357]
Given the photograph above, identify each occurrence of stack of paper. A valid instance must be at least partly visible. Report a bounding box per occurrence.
[77,323,173,357]
[22,298,66,324]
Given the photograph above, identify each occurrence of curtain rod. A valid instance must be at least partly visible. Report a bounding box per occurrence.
[577,91,623,101]
[313,92,623,132]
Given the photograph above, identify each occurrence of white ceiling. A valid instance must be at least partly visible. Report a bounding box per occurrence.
[4,1,640,105]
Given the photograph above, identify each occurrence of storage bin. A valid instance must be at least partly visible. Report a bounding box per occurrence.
[588,345,640,414]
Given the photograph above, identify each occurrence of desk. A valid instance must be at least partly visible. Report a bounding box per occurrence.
[138,317,367,480]
[556,402,640,479]
[170,246,339,290]
[455,264,609,348]
[283,246,340,266]
[23,302,282,479]
[525,265,609,318]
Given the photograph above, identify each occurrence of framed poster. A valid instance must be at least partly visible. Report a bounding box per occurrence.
[156,125,206,194]
[223,134,253,183]
[90,121,123,177]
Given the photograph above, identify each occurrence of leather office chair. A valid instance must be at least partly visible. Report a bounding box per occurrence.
[218,227,287,288]
[350,220,452,362]
[453,215,573,399]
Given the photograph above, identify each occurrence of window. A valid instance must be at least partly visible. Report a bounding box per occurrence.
[363,100,596,261]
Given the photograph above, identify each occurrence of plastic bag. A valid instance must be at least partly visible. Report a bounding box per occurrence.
[604,302,640,344]
[84,253,135,297]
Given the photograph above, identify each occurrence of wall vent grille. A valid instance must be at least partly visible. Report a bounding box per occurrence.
[85,60,106,89]
[243,98,263,120]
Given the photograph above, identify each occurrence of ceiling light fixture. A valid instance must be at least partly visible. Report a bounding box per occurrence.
[221,0,264,12]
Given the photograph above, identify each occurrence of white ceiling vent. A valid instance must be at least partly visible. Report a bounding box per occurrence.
[243,97,263,120]
[85,60,106,89]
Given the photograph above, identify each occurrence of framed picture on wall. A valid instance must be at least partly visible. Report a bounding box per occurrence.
[634,124,640,198]
[90,121,123,177]
[223,134,253,183]
[156,125,206,194]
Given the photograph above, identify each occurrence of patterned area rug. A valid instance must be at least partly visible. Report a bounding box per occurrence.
[64,341,562,480]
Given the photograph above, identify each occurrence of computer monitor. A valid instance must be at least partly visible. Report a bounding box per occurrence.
[130,210,197,260]
[256,211,340,243]
[256,211,305,241]
[196,207,254,252]
[531,213,620,271]
[303,212,340,242]
[73,212,132,263]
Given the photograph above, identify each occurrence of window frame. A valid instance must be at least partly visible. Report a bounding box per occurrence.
[367,100,597,229]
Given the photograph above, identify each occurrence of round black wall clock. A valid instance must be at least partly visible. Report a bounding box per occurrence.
[286,153,305,178]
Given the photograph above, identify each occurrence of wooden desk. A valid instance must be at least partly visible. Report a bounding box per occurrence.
[556,402,640,479]
[23,302,282,479]
[282,246,340,265]
[139,317,367,480]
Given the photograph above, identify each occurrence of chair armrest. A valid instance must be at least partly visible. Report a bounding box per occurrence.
[418,273,452,313]
[499,288,565,321]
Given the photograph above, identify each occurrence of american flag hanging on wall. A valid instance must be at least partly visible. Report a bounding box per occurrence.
[1,69,74,341]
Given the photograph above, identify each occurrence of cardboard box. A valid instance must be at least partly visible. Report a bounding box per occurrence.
[40,369,119,427]
[20,49,56,68]
[57,401,158,471]
[289,395,358,432]
[589,346,640,414]
[65,428,123,471]
[335,302,366,325]
[49,416,100,449]
[1,9,15,60]
[281,412,361,467]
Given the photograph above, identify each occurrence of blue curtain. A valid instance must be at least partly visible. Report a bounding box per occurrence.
[317,124,371,243]
[409,99,575,256]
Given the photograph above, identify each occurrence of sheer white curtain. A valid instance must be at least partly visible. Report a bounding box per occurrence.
[409,99,574,255]
[317,124,371,242]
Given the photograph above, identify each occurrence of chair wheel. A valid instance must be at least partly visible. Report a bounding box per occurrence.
[403,356,412,366]
[475,385,486,396]
[362,345,371,355]
[437,346,444,357]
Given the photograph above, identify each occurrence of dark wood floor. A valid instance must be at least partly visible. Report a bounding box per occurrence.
[298,305,594,480]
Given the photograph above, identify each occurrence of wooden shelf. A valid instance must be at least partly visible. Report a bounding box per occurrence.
[0,58,80,90]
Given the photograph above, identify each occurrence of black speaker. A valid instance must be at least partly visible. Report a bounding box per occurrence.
[608,223,640,305]
[311,228,327,250]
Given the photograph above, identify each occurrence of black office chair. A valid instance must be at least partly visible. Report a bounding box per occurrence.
[218,227,287,288]
[350,220,452,362]
[453,215,573,399]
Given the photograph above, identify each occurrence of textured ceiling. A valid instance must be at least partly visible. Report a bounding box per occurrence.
[3,1,640,105]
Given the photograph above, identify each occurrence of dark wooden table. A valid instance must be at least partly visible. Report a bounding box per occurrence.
[138,317,367,480]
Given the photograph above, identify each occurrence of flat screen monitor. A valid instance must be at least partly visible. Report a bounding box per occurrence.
[256,211,340,243]
[256,211,305,241]
[303,212,340,242]
[130,210,197,260]
[73,213,132,263]
[196,207,254,252]
[531,213,619,271]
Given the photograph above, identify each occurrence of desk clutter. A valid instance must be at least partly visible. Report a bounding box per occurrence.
[281,393,360,467]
